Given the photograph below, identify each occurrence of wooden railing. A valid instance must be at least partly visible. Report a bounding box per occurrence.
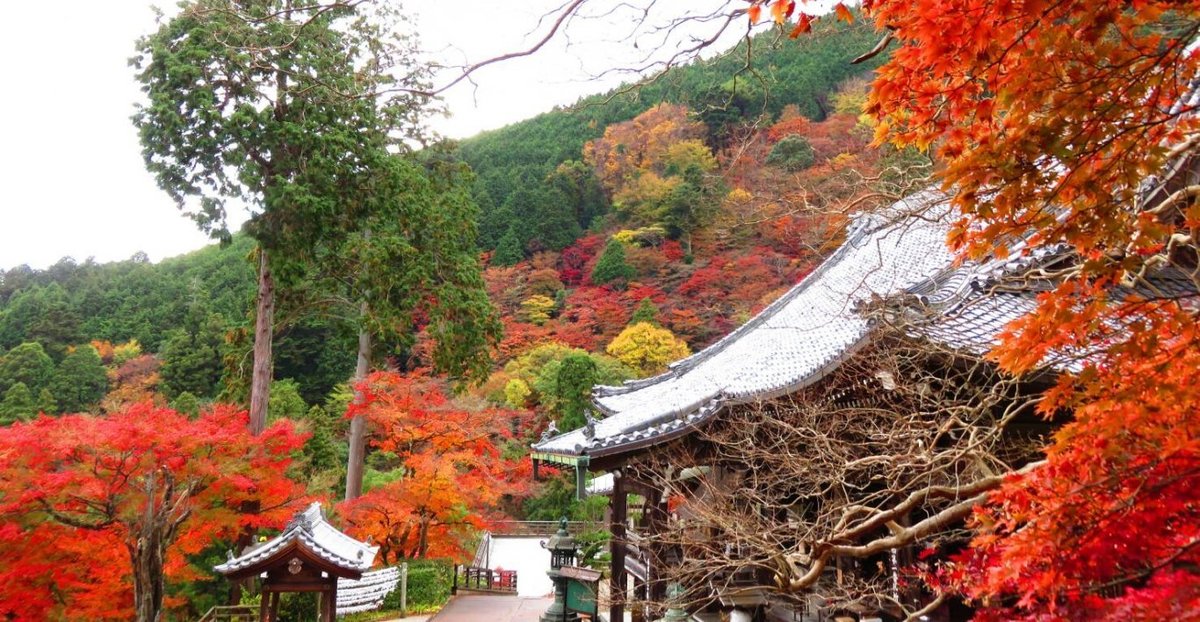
[487,520,600,537]
[453,565,518,594]
[196,605,256,622]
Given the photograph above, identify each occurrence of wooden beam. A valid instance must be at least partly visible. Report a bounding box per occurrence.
[646,486,666,613]
[323,587,336,622]
[610,470,627,622]
[575,462,587,500]
[632,576,646,622]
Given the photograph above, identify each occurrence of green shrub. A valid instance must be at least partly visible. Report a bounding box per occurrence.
[766,135,816,171]
[381,559,455,613]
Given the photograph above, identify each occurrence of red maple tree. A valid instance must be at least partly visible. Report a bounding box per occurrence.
[747,0,1200,616]
[0,403,307,621]
[338,372,532,564]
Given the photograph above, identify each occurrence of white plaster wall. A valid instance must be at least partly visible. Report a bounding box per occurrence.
[487,537,555,598]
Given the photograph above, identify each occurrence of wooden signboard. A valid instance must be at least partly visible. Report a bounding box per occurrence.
[561,566,601,618]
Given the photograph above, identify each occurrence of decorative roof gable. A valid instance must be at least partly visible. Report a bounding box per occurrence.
[214,502,378,579]
[534,190,957,458]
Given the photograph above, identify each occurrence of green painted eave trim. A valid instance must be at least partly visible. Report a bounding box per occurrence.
[531,452,588,467]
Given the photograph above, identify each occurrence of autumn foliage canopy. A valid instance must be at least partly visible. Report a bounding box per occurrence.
[0,404,307,620]
[338,371,531,564]
[750,0,1200,617]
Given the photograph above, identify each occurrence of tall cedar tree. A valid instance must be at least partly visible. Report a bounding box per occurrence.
[49,344,108,413]
[748,0,1200,616]
[132,0,432,433]
[0,342,54,397]
[492,227,526,266]
[0,383,35,425]
[289,152,500,499]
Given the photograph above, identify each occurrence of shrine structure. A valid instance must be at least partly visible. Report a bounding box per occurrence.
[215,502,378,622]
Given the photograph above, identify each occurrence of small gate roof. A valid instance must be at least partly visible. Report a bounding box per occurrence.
[214,502,377,578]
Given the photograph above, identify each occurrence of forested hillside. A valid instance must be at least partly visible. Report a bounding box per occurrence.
[0,237,357,409]
[0,13,891,425]
[459,16,885,253]
[0,15,911,617]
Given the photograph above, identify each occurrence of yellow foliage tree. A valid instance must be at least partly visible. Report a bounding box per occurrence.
[583,103,705,197]
[112,340,143,366]
[519,295,557,326]
[613,171,678,223]
[503,378,531,409]
[605,322,691,377]
[663,139,718,175]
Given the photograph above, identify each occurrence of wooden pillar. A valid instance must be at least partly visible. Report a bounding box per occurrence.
[321,586,336,622]
[259,590,269,622]
[646,486,666,614]
[610,470,627,622]
[631,577,646,622]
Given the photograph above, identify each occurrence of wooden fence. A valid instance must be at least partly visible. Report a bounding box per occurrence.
[453,565,518,594]
[487,520,599,537]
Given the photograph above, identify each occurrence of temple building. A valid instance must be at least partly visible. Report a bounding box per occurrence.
[215,502,378,622]
[532,190,1193,621]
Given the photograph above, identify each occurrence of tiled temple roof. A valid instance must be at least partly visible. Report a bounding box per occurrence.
[534,190,963,458]
[533,187,1197,460]
[214,502,377,576]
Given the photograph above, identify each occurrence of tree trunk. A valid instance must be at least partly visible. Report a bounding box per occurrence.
[417,514,430,559]
[133,537,165,622]
[133,473,167,622]
[249,249,275,435]
[344,300,371,500]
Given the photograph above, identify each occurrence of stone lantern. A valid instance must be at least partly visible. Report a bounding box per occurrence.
[540,517,580,622]
[654,582,689,622]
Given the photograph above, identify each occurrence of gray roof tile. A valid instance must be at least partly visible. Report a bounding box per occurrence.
[535,190,957,456]
[533,187,1198,460]
[214,502,378,576]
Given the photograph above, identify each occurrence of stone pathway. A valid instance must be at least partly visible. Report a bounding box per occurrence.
[426,594,553,622]
[377,615,432,622]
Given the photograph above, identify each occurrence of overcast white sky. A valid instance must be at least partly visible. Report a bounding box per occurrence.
[0,0,780,271]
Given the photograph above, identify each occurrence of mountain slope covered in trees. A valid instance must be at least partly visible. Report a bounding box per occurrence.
[0,18,910,618]
[459,17,885,253]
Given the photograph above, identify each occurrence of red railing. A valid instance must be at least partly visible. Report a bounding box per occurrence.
[454,565,519,594]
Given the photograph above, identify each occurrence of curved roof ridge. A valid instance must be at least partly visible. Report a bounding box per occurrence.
[535,189,954,457]
[594,190,945,400]
[214,502,378,576]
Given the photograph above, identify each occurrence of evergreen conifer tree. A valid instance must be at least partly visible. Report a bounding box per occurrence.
[556,354,598,431]
[0,383,35,425]
[49,345,107,413]
[268,380,308,422]
[0,342,54,395]
[159,317,225,400]
[492,227,525,266]
[36,388,56,416]
[765,135,816,171]
[630,297,659,326]
[591,239,637,286]
[169,391,202,418]
[303,405,340,476]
